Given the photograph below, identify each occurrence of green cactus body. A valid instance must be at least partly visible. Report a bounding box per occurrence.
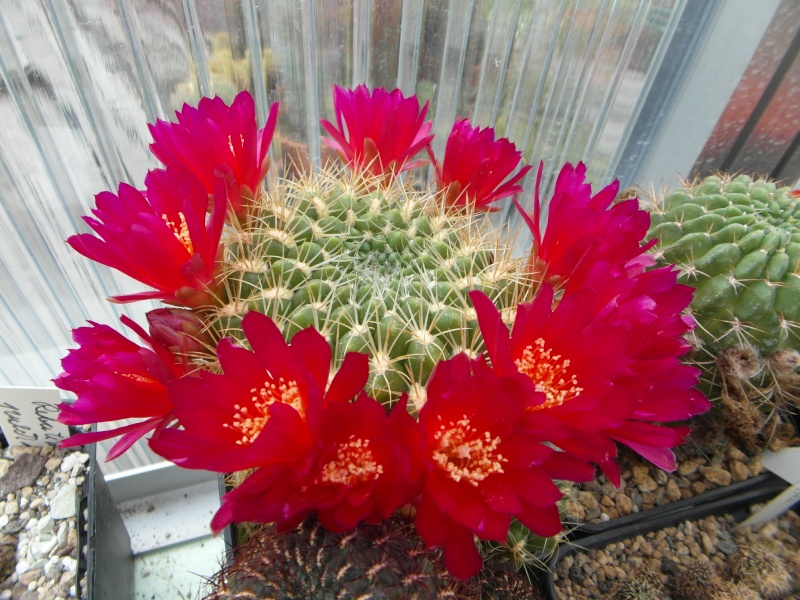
[646,174,800,451]
[647,174,800,356]
[209,168,528,409]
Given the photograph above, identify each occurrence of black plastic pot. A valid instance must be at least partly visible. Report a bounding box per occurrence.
[76,444,134,600]
[545,472,789,600]
[571,471,785,536]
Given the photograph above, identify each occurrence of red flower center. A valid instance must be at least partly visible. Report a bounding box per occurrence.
[431,416,506,486]
[162,212,194,254]
[224,377,303,445]
[320,436,383,485]
[515,338,583,411]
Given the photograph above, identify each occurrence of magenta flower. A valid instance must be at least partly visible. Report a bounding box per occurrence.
[414,353,595,580]
[149,310,371,473]
[432,118,531,211]
[320,85,434,178]
[55,317,186,460]
[470,271,710,486]
[67,165,226,307]
[210,395,423,536]
[516,161,654,289]
[149,91,279,216]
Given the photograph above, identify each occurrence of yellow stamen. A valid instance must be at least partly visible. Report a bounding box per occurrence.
[162,212,193,254]
[431,416,506,486]
[320,436,383,485]
[223,377,303,445]
[515,338,583,410]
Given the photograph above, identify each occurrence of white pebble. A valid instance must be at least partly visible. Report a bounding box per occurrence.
[0,515,9,528]
[61,556,77,574]
[59,455,77,473]
[15,560,30,575]
[25,518,38,531]
[29,498,44,510]
[4,501,19,515]
[0,590,11,599]
[56,522,67,546]
[37,515,54,535]
[49,484,77,520]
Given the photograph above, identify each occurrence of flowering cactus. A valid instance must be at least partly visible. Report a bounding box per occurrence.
[55,87,708,584]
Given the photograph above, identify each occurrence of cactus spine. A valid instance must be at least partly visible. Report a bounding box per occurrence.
[208,167,528,409]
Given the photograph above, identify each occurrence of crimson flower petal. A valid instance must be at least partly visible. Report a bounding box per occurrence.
[320,85,433,178]
[435,118,531,211]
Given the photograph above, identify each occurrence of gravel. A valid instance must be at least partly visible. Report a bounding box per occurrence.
[553,508,800,599]
[564,420,799,525]
[0,446,87,600]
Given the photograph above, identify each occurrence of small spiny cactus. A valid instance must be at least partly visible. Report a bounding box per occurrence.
[729,542,793,599]
[670,561,726,600]
[709,581,762,600]
[203,514,544,599]
[613,569,663,599]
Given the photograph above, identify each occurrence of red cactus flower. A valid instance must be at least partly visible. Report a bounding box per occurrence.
[149,310,370,473]
[67,165,226,307]
[210,395,423,535]
[414,353,595,580]
[516,162,654,289]
[55,317,186,460]
[320,85,434,178]
[470,283,710,487]
[432,118,531,211]
[149,91,278,216]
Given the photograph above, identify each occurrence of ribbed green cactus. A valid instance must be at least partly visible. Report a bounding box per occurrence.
[647,174,799,355]
[210,167,528,408]
[645,174,800,451]
[203,514,543,599]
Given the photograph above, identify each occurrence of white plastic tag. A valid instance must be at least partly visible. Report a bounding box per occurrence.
[0,387,70,447]
[738,447,800,528]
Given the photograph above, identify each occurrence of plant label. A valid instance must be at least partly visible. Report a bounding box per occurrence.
[0,387,70,447]
[739,447,800,528]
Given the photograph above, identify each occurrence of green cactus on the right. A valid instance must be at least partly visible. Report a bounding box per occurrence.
[645,174,800,451]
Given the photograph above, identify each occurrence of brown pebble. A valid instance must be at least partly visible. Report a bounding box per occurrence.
[577,491,599,512]
[691,481,707,495]
[729,459,749,482]
[615,494,634,516]
[19,569,41,585]
[726,446,746,462]
[631,464,650,485]
[699,465,732,486]
[638,476,658,493]
[666,479,682,502]
[678,459,698,476]
[701,532,714,554]
[44,458,62,472]
[600,495,615,508]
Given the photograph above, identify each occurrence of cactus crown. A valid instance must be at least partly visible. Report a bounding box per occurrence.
[210,166,528,409]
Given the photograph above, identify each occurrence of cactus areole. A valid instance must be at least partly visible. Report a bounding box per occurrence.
[55,87,708,581]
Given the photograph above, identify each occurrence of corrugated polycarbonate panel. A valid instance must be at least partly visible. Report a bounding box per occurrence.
[0,0,686,471]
